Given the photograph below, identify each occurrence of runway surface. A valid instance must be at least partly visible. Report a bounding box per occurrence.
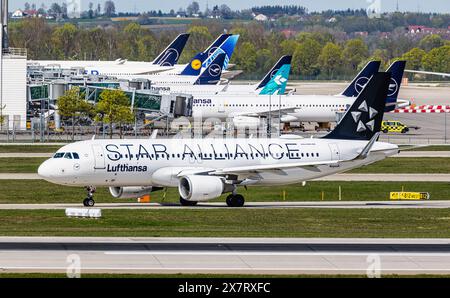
[2,173,450,181]
[0,200,449,210]
[0,237,448,275]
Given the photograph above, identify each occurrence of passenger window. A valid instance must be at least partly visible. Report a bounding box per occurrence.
[64,153,73,159]
[72,153,80,159]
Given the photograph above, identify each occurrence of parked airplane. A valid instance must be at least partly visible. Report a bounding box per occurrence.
[187,60,410,127]
[146,55,292,95]
[32,33,190,68]
[101,34,239,78]
[31,34,239,77]
[38,72,398,207]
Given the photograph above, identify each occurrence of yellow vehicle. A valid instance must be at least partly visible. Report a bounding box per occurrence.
[381,121,409,133]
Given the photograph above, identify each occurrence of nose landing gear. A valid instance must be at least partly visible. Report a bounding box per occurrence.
[83,186,96,207]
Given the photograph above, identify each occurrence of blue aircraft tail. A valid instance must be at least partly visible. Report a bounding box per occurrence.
[257,55,292,95]
[194,53,226,85]
[152,33,190,66]
[181,34,238,76]
[203,34,232,56]
[202,35,239,71]
[384,60,406,112]
[324,72,391,141]
[341,61,381,97]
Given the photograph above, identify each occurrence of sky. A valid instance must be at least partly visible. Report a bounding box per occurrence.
[9,0,450,14]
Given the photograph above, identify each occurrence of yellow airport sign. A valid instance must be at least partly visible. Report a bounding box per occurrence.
[390,192,430,200]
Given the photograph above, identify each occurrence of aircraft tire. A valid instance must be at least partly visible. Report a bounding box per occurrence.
[226,194,245,207]
[83,198,95,207]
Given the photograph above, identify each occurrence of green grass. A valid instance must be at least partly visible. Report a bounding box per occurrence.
[1,180,449,204]
[0,145,62,153]
[403,145,450,151]
[349,157,450,173]
[0,209,448,237]
[0,158,47,173]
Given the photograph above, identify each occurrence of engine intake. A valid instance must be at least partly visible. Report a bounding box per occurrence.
[178,175,224,202]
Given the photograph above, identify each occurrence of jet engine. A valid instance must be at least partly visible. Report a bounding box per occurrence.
[178,175,225,201]
[109,186,158,199]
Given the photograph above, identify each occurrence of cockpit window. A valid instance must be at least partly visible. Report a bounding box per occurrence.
[53,153,64,159]
[64,153,73,159]
[72,153,80,159]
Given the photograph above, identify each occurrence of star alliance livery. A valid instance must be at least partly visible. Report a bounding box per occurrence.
[38,73,398,207]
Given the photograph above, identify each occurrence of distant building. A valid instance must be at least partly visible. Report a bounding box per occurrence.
[326,17,337,23]
[254,14,268,22]
[407,25,450,35]
[12,9,26,18]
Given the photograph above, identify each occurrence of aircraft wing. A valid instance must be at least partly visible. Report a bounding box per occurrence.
[211,160,340,176]
[235,107,297,118]
[405,70,450,77]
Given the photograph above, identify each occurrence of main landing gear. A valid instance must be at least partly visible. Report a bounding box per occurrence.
[226,194,245,207]
[83,186,96,207]
[180,196,198,206]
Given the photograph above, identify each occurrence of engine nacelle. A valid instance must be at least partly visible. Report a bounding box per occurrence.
[109,186,155,199]
[178,175,224,202]
[232,116,261,128]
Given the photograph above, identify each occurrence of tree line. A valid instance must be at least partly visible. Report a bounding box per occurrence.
[8,19,450,79]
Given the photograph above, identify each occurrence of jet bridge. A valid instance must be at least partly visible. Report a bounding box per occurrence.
[80,85,193,118]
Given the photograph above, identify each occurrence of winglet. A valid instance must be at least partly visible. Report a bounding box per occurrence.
[354,132,380,160]
[150,130,158,139]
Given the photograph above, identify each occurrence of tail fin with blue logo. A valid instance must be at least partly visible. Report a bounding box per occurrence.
[384,60,406,112]
[257,55,292,95]
[194,53,226,85]
[324,72,391,141]
[202,35,239,71]
[340,61,381,97]
[152,33,190,66]
[181,35,238,76]
[203,34,232,56]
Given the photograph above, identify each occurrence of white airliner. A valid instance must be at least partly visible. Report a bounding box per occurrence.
[188,60,410,127]
[38,73,399,207]
[29,34,238,77]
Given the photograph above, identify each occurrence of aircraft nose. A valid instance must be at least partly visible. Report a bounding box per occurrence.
[38,160,53,179]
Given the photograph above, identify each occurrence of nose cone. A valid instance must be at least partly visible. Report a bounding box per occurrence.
[38,160,53,180]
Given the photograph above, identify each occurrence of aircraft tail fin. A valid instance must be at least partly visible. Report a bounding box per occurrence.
[152,33,190,66]
[258,64,291,95]
[181,52,208,76]
[384,60,406,112]
[202,35,239,71]
[340,61,381,97]
[194,53,226,85]
[257,55,292,95]
[203,34,232,56]
[324,72,391,141]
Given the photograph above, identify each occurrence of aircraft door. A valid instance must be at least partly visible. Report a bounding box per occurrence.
[328,143,340,161]
[218,99,225,113]
[92,144,106,169]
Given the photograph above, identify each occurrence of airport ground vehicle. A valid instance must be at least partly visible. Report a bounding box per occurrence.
[381,121,409,133]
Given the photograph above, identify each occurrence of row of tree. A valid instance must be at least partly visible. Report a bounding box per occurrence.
[8,19,450,78]
[58,88,134,139]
